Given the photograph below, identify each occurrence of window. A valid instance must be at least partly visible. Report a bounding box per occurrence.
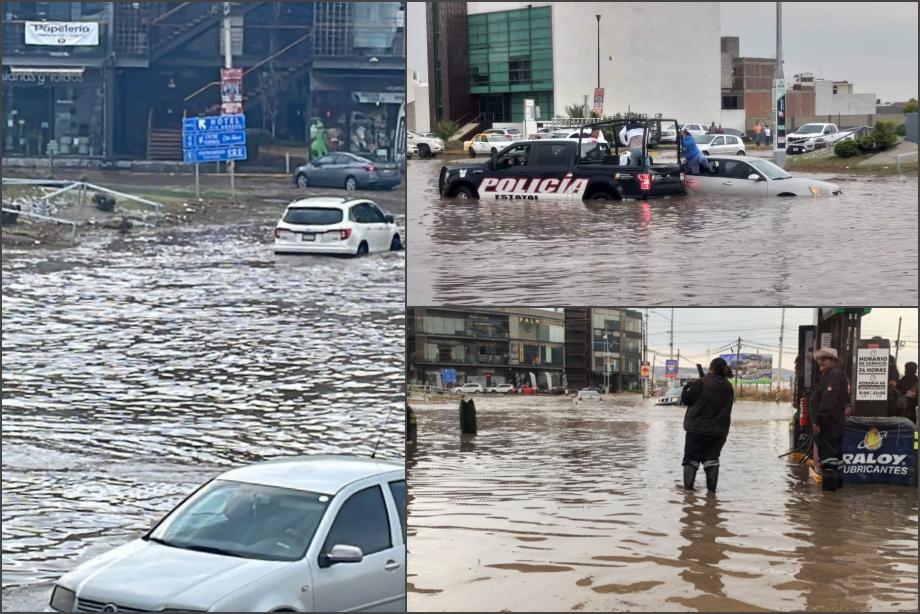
[323,486,392,557]
[388,480,406,538]
[712,136,725,146]
[366,203,386,223]
[530,143,573,167]
[495,143,529,169]
[351,203,383,224]
[317,155,336,165]
[284,207,343,225]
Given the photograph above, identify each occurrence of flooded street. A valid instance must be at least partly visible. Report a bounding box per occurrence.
[407,159,919,305]
[1,203,405,596]
[407,394,918,612]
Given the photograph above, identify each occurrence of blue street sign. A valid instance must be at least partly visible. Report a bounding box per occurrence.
[183,146,248,164]
[183,131,247,149]
[182,114,248,163]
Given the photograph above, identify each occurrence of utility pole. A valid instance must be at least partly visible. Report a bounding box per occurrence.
[677,349,681,380]
[735,336,742,389]
[669,308,674,361]
[773,1,787,169]
[222,2,236,201]
[776,307,785,395]
[894,316,902,362]
[595,14,601,89]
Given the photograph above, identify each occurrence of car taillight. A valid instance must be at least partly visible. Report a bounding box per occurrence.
[638,173,652,191]
[274,228,281,238]
[365,164,377,172]
[340,229,352,240]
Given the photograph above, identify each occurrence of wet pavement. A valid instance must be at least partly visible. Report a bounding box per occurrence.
[1,198,405,600]
[406,159,918,305]
[407,394,918,612]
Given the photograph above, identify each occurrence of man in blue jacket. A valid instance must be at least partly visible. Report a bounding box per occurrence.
[681,357,735,492]
[682,128,711,175]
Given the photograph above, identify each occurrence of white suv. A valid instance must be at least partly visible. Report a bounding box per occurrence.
[454,383,484,394]
[406,130,444,158]
[273,197,402,256]
[487,383,515,394]
[47,456,406,613]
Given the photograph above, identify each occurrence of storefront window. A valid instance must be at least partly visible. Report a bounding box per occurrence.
[2,69,104,157]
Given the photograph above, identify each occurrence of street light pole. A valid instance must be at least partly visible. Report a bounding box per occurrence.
[595,14,601,90]
[773,1,787,169]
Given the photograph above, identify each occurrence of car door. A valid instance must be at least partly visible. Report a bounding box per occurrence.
[310,155,336,186]
[365,202,391,251]
[330,154,356,188]
[710,136,727,154]
[479,142,533,199]
[718,159,768,197]
[385,479,407,611]
[312,483,403,612]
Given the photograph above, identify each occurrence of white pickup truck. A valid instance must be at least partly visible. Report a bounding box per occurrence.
[785,123,856,154]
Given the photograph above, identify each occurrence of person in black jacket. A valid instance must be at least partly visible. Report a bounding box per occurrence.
[680,357,735,492]
[809,347,850,491]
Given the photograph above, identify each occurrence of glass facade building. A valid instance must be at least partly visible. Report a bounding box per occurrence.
[467,6,553,122]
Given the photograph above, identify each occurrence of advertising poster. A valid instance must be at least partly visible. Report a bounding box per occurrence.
[719,353,773,384]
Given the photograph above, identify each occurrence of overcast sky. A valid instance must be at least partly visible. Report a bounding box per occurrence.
[633,308,918,372]
[408,2,918,103]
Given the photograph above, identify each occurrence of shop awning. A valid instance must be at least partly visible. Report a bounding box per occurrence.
[8,66,85,77]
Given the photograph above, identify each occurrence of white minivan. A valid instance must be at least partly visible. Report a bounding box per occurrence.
[47,456,406,612]
[274,197,402,256]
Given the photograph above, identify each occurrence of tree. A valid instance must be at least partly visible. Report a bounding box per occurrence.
[433,120,459,142]
[904,98,918,113]
[258,66,282,140]
[565,102,589,118]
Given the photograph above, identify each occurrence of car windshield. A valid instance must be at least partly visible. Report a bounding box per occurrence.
[283,207,343,225]
[148,479,330,562]
[747,158,791,180]
[694,135,717,144]
[581,391,600,398]
[797,124,824,134]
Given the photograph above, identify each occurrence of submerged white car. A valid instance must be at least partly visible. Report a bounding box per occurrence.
[48,455,406,613]
[406,130,444,158]
[573,389,602,404]
[683,156,843,197]
[274,197,402,256]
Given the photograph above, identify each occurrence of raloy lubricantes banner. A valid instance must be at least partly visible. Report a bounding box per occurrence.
[842,417,917,485]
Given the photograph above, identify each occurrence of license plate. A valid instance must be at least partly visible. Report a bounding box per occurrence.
[381,170,394,175]
[299,233,315,241]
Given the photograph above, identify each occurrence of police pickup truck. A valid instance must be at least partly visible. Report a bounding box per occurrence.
[438,119,685,201]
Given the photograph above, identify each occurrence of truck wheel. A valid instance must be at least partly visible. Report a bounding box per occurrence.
[588,191,614,200]
[468,148,476,158]
[418,144,431,159]
[490,147,497,154]
[453,185,476,199]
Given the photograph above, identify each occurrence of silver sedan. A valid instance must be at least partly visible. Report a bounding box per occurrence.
[683,156,842,197]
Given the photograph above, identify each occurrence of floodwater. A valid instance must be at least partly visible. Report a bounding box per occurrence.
[407,394,918,612]
[407,159,919,305]
[1,212,405,594]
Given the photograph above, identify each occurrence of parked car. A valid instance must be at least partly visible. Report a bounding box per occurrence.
[482,128,515,137]
[720,128,753,143]
[659,125,678,143]
[463,133,513,157]
[573,389,602,404]
[47,455,406,613]
[293,153,401,191]
[454,382,484,394]
[683,155,843,197]
[785,123,855,154]
[693,134,746,156]
[655,385,686,406]
[406,130,445,159]
[520,385,535,395]
[548,129,608,143]
[681,123,709,137]
[486,383,515,394]
[273,197,402,256]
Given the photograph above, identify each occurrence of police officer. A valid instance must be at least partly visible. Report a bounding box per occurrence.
[680,357,735,492]
[810,347,849,491]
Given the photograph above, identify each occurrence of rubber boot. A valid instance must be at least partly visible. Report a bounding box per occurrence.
[683,464,697,490]
[821,467,838,491]
[704,466,719,492]
[833,467,844,490]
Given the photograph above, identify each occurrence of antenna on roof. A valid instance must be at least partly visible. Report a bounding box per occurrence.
[370,403,395,459]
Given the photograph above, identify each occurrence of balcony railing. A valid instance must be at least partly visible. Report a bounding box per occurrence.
[2,20,109,59]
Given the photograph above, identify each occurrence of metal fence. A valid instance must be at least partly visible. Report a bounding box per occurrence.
[906,113,918,144]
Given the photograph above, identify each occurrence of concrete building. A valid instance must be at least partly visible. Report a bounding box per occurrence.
[2,2,405,163]
[429,2,721,127]
[406,71,431,133]
[564,308,643,393]
[408,307,565,390]
[814,79,876,116]
[426,0,476,126]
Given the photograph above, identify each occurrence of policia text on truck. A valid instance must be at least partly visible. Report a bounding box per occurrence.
[438,118,686,201]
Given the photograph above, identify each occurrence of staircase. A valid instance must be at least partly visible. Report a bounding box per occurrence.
[453,115,488,142]
[149,2,265,62]
[147,129,183,161]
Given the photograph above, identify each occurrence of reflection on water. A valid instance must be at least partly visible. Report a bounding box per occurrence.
[2,220,405,589]
[407,159,919,305]
[407,395,918,612]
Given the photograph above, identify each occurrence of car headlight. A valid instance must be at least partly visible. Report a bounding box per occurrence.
[50,585,76,612]
[809,185,827,196]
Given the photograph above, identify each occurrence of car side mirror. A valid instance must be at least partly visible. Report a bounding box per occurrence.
[325,544,364,565]
[384,214,395,224]
[311,160,321,167]
[747,174,762,181]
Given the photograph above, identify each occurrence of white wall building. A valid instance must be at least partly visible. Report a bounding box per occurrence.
[466,2,721,125]
[814,79,876,116]
[406,72,431,133]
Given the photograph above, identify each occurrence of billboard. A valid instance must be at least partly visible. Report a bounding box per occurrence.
[665,359,678,379]
[719,353,773,384]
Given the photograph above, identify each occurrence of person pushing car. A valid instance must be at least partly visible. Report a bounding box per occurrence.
[680,357,735,492]
[809,347,849,491]
[681,128,711,175]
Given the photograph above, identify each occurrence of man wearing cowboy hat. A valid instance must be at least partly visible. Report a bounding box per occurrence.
[809,347,850,491]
